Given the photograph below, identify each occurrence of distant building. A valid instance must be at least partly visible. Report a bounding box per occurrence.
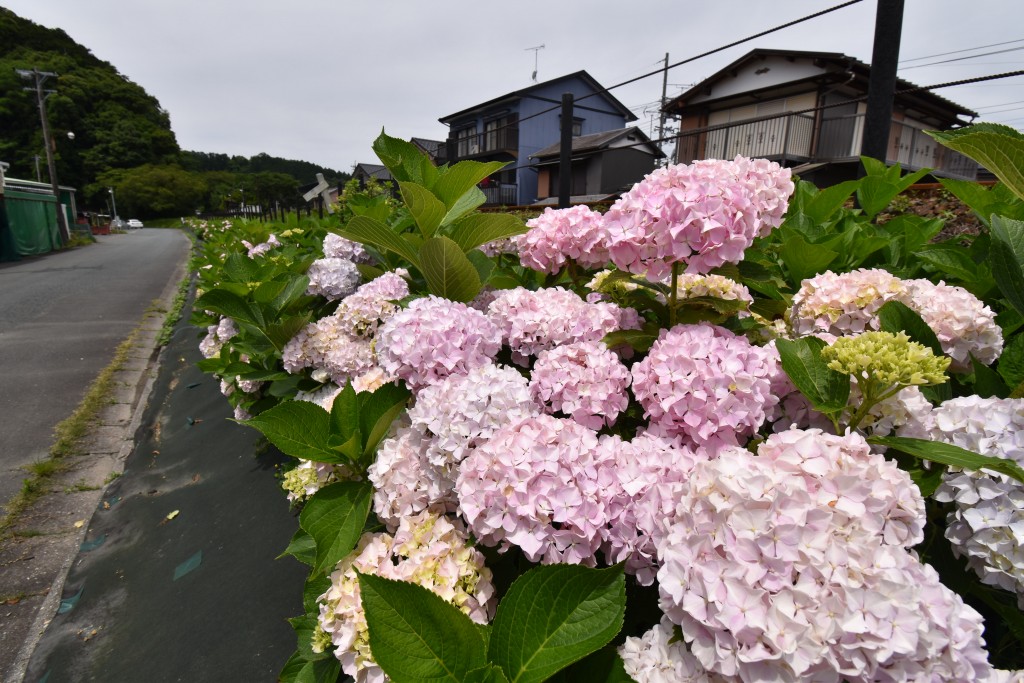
[438,71,637,205]
[529,126,664,205]
[663,48,978,184]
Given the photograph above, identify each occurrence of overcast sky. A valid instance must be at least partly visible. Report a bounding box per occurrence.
[4,0,1022,174]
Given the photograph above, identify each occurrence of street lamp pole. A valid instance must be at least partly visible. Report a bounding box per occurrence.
[108,187,119,224]
[16,68,69,244]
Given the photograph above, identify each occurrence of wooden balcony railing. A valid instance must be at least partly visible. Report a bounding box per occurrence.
[441,126,519,164]
[676,112,977,180]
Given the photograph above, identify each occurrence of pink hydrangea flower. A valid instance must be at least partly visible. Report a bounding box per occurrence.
[656,430,991,682]
[456,415,610,565]
[408,363,538,476]
[529,341,631,429]
[790,268,909,337]
[630,322,779,451]
[602,157,793,278]
[323,232,368,262]
[306,257,361,300]
[199,316,238,358]
[334,271,409,337]
[905,278,1003,372]
[518,205,609,273]
[367,425,456,531]
[487,287,641,365]
[242,233,281,258]
[376,296,501,391]
[596,432,707,584]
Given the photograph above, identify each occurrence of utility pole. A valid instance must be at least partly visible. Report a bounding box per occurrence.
[860,0,904,170]
[16,68,69,244]
[558,93,574,209]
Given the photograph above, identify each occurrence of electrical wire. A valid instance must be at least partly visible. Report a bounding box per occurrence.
[899,46,1024,71]
[899,38,1024,64]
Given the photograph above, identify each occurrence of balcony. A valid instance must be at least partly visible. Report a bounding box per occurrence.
[676,112,977,180]
[442,125,519,164]
[481,184,518,206]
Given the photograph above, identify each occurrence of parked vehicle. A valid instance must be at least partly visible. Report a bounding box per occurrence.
[127,219,144,229]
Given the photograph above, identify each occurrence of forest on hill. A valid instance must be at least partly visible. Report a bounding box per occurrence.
[0,8,349,217]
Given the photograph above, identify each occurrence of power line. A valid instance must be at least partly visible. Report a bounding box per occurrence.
[460,0,863,138]
[899,45,1024,71]
[899,38,1024,64]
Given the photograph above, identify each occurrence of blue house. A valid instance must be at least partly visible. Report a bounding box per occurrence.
[438,71,637,206]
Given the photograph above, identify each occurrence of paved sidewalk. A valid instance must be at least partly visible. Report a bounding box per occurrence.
[10,297,307,682]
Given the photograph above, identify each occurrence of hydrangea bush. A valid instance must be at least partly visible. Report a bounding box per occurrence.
[191,131,1024,682]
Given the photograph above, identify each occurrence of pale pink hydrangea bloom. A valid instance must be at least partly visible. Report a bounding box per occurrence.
[232,405,252,421]
[199,317,238,358]
[322,232,368,262]
[456,414,610,565]
[282,317,375,385]
[619,617,728,683]
[924,396,1024,607]
[517,205,609,273]
[242,233,281,258]
[318,511,494,683]
[790,268,909,337]
[631,322,779,451]
[295,383,344,412]
[376,296,501,391]
[367,426,456,531]
[656,430,991,682]
[487,287,641,365]
[596,432,706,585]
[408,363,538,476]
[306,257,361,300]
[905,278,1003,372]
[602,157,793,278]
[667,272,754,316]
[333,271,409,337]
[529,340,631,429]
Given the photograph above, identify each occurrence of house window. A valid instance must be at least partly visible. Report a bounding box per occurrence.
[483,114,517,151]
[456,126,478,157]
[573,118,584,137]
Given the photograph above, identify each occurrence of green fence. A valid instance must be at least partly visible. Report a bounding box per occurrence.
[0,188,64,261]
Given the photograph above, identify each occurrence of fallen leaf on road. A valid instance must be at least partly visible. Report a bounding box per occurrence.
[166,510,179,520]
[73,520,85,528]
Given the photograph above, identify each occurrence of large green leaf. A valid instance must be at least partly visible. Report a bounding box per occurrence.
[271,275,312,314]
[998,332,1024,388]
[330,381,360,443]
[299,481,373,576]
[489,564,626,683]
[400,181,447,238]
[972,355,1010,399]
[442,186,488,227]
[279,528,317,566]
[803,179,859,223]
[989,233,1024,317]
[359,573,487,682]
[776,337,850,414]
[870,436,1024,483]
[992,215,1024,266]
[547,645,633,683]
[433,161,509,209]
[373,130,431,184]
[242,402,341,462]
[877,301,943,356]
[466,665,512,683]
[289,615,330,661]
[778,232,838,285]
[357,383,411,459]
[265,314,311,351]
[419,236,482,303]
[222,251,264,285]
[294,658,341,683]
[195,289,265,328]
[447,213,528,253]
[927,124,1024,201]
[340,216,421,268]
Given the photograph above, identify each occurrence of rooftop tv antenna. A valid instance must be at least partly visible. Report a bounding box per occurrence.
[526,44,545,82]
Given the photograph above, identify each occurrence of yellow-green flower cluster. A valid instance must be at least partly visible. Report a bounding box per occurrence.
[310,623,332,654]
[822,331,949,386]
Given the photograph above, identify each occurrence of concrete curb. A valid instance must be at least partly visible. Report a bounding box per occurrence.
[3,244,191,683]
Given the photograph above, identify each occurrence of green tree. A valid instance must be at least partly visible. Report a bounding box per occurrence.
[104,165,207,218]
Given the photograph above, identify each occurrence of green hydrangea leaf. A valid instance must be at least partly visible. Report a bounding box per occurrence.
[775,337,850,414]
[359,573,486,682]
[299,481,373,576]
[489,564,626,683]
[870,436,1024,484]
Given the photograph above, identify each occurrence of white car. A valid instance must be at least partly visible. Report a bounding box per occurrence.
[126,219,144,229]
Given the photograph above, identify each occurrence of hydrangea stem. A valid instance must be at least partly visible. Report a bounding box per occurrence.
[669,262,680,328]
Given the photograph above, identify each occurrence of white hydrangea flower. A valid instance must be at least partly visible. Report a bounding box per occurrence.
[905,279,1003,372]
[925,397,1024,607]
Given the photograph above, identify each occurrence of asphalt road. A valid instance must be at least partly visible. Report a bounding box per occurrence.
[0,228,191,510]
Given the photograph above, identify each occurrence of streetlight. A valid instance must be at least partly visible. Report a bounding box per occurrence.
[108,187,119,226]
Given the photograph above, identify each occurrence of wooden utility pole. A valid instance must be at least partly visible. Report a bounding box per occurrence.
[17,68,69,244]
[860,0,905,169]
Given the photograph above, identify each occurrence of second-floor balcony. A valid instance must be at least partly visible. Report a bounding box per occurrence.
[675,112,977,180]
[441,125,519,165]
